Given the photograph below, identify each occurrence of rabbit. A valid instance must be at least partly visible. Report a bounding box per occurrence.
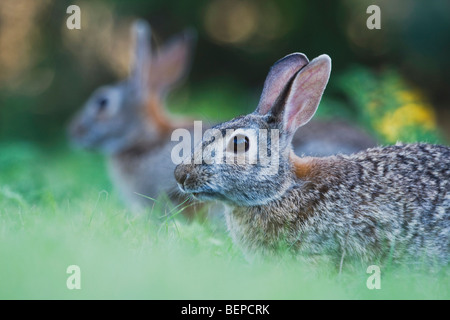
[174,52,450,267]
[69,20,197,211]
[292,119,376,156]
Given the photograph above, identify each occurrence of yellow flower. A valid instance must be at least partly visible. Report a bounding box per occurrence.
[376,103,436,142]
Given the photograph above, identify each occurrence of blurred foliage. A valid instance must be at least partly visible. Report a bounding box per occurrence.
[337,67,443,144]
[0,0,449,145]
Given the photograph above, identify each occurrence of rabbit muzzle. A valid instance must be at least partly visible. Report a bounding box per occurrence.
[174,164,189,192]
[174,164,218,201]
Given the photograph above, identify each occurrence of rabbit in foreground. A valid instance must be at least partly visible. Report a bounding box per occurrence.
[174,53,450,266]
[69,20,196,210]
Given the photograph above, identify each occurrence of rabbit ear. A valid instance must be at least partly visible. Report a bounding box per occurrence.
[280,54,331,137]
[149,29,197,95]
[255,53,309,115]
[130,20,152,96]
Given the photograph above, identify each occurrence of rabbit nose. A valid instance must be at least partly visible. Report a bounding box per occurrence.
[174,165,189,187]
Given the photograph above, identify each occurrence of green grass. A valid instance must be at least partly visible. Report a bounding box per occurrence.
[0,141,448,300]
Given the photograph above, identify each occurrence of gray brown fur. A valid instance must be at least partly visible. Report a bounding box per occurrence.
[109,135,188,208]
[228,143,449,265]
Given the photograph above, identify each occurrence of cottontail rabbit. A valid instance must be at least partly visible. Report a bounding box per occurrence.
[69,20,196,210]
[174,53,450,266]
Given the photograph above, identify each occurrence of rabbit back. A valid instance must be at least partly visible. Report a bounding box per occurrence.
[228,143,449,265]
[292,119,377,156]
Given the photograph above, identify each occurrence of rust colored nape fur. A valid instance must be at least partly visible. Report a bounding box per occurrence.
[144,95,194,136]
[144,95,177,135]
[289,151,319,179]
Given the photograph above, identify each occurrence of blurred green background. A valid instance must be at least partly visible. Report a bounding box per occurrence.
[0,0,449,300]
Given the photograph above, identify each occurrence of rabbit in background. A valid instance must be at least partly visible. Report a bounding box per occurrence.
[174,53,450,267]
[69,20,197,211]
[292,119,375,157]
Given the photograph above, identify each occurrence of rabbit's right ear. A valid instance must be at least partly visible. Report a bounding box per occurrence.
[255,53,309,115]
[281,55,331,137]
[149,29,197,95]
[130,19,152,97]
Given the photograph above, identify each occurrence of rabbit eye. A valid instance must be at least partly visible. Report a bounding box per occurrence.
[97,97,108,111]
[232,134,249,154]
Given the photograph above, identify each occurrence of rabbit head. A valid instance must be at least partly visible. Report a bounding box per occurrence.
[69,20,196,155]
[175,53,331,206]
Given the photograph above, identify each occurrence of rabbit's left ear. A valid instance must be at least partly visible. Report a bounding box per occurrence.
[280,54,331,137]
[149,29,197,95]
[130,20,152,96]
